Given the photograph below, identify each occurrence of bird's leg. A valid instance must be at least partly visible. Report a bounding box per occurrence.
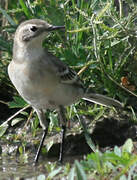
[34,109,50,164]
[34,128,49,163]
[58,105,66,162]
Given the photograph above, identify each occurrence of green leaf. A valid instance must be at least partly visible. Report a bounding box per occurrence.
[0,124,8,137]
[19,0,32,18]
[122,138,133,154]
[47,167,62,179]
[19,146,23,155]
[32,115,39,130]
[11,118,24,126]
[119,175,128,180]
[75,160,87,180]
[80,117,96,152]
[0,35,12,53]
[114,146,122,157]
[0,6,16,26]
[8,96,27,108]
[20,111,29,116]
[68,167,75,180]
[37,174,46,180]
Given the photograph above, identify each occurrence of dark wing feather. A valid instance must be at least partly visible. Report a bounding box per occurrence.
[45,51,84,88]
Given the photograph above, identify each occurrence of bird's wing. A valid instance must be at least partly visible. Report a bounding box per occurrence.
[46,51,84,88]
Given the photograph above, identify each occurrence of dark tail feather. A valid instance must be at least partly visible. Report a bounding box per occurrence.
[83,93,123,108]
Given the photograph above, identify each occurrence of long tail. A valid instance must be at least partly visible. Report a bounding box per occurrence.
[83,93,123,108]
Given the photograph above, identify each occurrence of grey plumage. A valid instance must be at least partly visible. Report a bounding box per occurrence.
[8,19,123,163]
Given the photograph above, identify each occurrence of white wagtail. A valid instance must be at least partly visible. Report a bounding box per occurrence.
[8,19,123,163]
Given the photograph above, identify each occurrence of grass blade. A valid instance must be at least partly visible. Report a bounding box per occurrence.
[0,6,16,26]
[19,0,32,18]
[75,160,87,180]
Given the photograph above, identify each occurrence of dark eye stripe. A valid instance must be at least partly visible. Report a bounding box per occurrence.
[30,26,38,32]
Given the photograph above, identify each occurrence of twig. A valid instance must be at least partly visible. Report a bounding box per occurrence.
[118,0,123,19]
[23,108,34,130]
[0,105,30,127]
[106,73,137,98]
[77,64,88,75]
[0,100,8,105]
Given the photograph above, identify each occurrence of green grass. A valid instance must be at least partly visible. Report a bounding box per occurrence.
[0,0,137,179]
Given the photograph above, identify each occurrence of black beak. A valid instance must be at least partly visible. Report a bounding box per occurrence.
[47,25,65,31]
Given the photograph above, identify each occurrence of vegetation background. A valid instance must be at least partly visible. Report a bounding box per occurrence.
[0,0,137,179]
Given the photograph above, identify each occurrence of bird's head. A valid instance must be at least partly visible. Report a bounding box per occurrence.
[14,19,65,47]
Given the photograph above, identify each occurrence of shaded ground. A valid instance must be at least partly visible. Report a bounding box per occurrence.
[46,117,137,159]
[0,83,16,122]
[0,92,137,160]
[1,89,137,179]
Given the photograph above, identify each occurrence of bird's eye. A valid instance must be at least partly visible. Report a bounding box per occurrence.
[30,26,38,32]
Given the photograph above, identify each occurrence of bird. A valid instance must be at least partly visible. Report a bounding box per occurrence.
[8,19,123,163]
